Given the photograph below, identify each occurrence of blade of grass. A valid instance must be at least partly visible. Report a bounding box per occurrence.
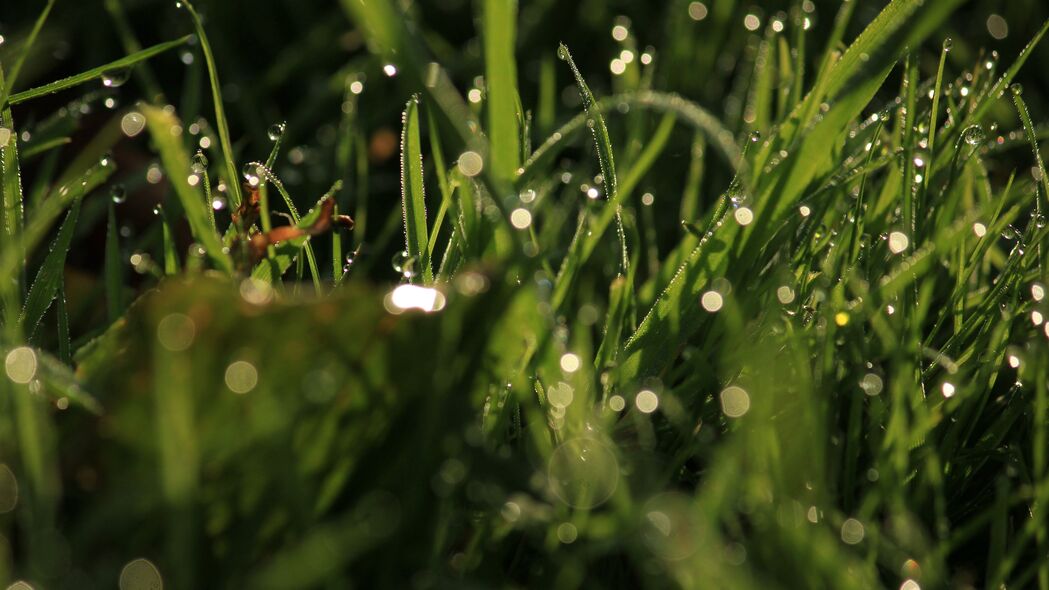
[178,1,243,208]
[400,96,431,284]
[20,200,80,339]
[481,0,520,183]
[7,36,191,105]
[0,0,55,109]
[141,104,232,274]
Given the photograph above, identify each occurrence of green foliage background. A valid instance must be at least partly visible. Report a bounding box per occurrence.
[2,0,1049,588]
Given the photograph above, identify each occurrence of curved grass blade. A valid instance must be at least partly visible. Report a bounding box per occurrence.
[246,162,322,290]
[20,200,80,338]
[178,1,243,209]
[400,97,431,284]
[141,104,232,274]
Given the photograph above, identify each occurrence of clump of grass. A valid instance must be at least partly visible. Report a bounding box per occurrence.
[1,0,1049,588]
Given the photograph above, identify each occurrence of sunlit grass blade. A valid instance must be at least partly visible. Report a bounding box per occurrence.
[141,104,232,274]
[482,0,520,183]
[400,96,431,284]
[20,200,80,339]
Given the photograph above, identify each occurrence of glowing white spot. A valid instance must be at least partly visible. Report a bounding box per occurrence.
[510,208,532,229]
[1032,283,1045,301]
[560,353,581,373]
[611,25,629,41]
[120,112,146,137]
[888,231,909,254]
[608,395,626,411]
[383,64,398,77]
[610,59,626,75]
[734,207,754,226]
[973,223,987,237]
[1008,354,1021,369]
[386,284,447,313]
[701,291,723,312]
[635,389,659,413]
[349,80,364,94]
[720,386,750,418]
[941,382,956,398]
[641,193,655,206]
[743,14,760,31]
[799,205,811,217]
[687,2,708,21]
[458,151,484,177]
[467,88,482,103]
[4,347,37,385]
[1032,310,1044,326]
[776,286,795,304]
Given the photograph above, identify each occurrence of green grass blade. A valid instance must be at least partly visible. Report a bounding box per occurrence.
[178,1,243,209]
[7,36,191,106]
[0,157,114,322]
[20,200,80,338]
[141,104,233,274]
[0,0,55,109]
[482,0,520,183]
[400,96,431,284]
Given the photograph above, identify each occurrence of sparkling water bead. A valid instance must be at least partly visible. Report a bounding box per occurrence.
[267,122,285,142]
[101,67,131,88]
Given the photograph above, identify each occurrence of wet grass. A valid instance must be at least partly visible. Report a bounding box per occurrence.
[2,0,1049,588]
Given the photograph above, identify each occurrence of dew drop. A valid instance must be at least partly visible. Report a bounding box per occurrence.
[242,163,262,186]
[557,44,569,61]
[748,130,761,143]
[961,125,986,146]
[1010,83,1023,97]
[211,196,227,211]
[101,67,131,88]
[192,150,209,173]
[391,250,416,278]
[110,185,127,204]
[267,122,286,142]
[942,37,953,52]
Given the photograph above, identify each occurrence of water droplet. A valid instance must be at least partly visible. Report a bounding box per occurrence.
[548,438,618,508]
[267,122,286,142]
[391,251,416,278]
[961,125,986,146]
[110,185,127,204]
[942,37,953,52]
[211,196,227,211]
[748,130,761,143]
[557,44,569,61]
[1010,83,1024,97]
[100,67,131,88]
[242,163,262,186]
[382,64,398,77]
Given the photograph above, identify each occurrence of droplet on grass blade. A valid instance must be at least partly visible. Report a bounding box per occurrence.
[101,67,131,88]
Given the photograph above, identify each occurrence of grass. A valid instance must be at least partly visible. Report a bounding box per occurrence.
[1,0,1049,588]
